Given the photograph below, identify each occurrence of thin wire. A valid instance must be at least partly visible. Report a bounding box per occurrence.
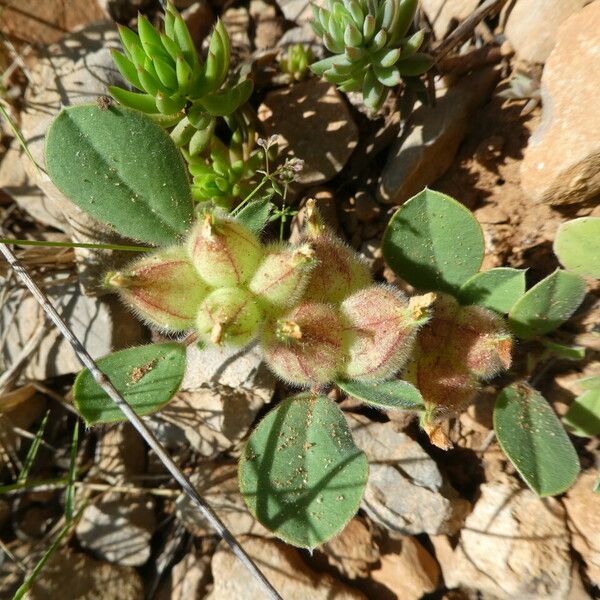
[0,242,282,600]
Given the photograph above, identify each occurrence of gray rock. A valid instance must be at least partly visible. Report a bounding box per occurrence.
[520,2,600,206]
[76,496,156,567]
[0,281,144,380]
[176,463,271,538]
[378,67,500,205]
[277,24,323,59]
[28,548,143,600]
[207,536,367,600]
[275,0,313,25]
[95,423,147,485]
[504,0,584,64]
[156,551,211,600]
[348,414,470,535]
[421,0,478,40]
[258,79,359,185]
[432,476,573,599]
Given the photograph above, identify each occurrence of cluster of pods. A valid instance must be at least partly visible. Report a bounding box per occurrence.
[106,201,512,399]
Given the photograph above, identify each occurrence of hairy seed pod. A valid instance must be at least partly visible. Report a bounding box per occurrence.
[300,200,371,304]
[187,212,263,287]
[105,246,209,332]
[248,243,315,313]
[260,303,343,386]
[340,285,429,381]
[195,287,263,347]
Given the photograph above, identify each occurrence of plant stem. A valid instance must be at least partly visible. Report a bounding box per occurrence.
[232,177,269,216]
[0,238,151,252]
[0,242,282,600]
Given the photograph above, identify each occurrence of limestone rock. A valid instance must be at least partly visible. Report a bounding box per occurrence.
[275,0,313,25]
[222,6,251,60]
[504,0,584,64]
[207,536,366,599]
[156,552,211,600]
[258,79,358,185]
[76,496,156,567]
[421,0,479,40]
[371,537,440,600]
[250,0,284,49]
[520,2,600,206]
[348,414,470,535]
[378,68,500,205]
[321,517,379,579]
[176,463,271,538]
[95,423,147,484]
[157,387,266,458]
[433,477,572,599]
[564,471,600,587]
[0,282,144,379]
[28,548,143,600]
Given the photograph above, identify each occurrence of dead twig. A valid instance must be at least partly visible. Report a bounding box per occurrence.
[0,242,282,600]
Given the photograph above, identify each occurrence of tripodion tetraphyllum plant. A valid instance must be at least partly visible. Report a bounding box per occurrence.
[39,0,592,550]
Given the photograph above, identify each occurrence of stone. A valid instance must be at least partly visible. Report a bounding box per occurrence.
[156,552,210,600]
[421,0,479,40]
[28,548,143,600]
[504,0,584,64]
[320,517,379,579]
[207,536,366,599]
[277,24,323,59]
[0,281,144,380]
[156,387,266,458]
[275,0,313,25]
[0,141,66,230]
[258,79,359,185]
[1,0,106,47]
[76,496,156,567]
[98,0,153,22]
[433,476,573,599]
[520,2,600,206]
[348,414,470,535]
[181,343,275,402]
[370,537,440,600]
[20,23,141,295]
[182,0,216,48]
[378,67,500,205]
[564,471,600,587]
[95,423,147,484]
[250,0,284,49]
[354,190,380,222]
[176,463,271,538]
[222,7,252,60]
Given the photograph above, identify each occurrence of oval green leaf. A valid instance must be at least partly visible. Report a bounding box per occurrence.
[46,104,194,245]
[239,394,368,548]
[554,217,600,278]
[494,382,580,496]
[382,188,485,293]
[335,379,424,410]
[563,390,600,438]
[508,269,586,339]
[234,196,275,235]
[73,343,186,425]
[459,267,526,313]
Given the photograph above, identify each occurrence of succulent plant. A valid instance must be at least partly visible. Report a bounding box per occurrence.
[110,1,253,156]
[279,44,314,82]
[310,0,433,111]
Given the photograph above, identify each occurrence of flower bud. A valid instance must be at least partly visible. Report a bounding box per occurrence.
[248,243,315,313]
[340,285,428,381]
[195,287,263,347]
[187,212,263,287]
[105,247,209,332]
[260,302,343,386]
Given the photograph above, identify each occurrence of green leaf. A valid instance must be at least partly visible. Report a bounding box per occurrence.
[594,474,600,493]
[576,375,600,391]
[73,343,186,425]
[396,52,434,76]
[382,188,485,294]
[235,197,275,235]
[563,390,600,437]
[239,393,368,548]
[541,339,586,361]
[508,270,586,339]
[335,379,424,410]
[45,104,193,246]
[494,382,580,496]
[554,217,600,278]
[459,268,526,313]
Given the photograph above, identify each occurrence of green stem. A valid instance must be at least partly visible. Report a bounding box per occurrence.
[0,238,151,252]
[232,177,269,216]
